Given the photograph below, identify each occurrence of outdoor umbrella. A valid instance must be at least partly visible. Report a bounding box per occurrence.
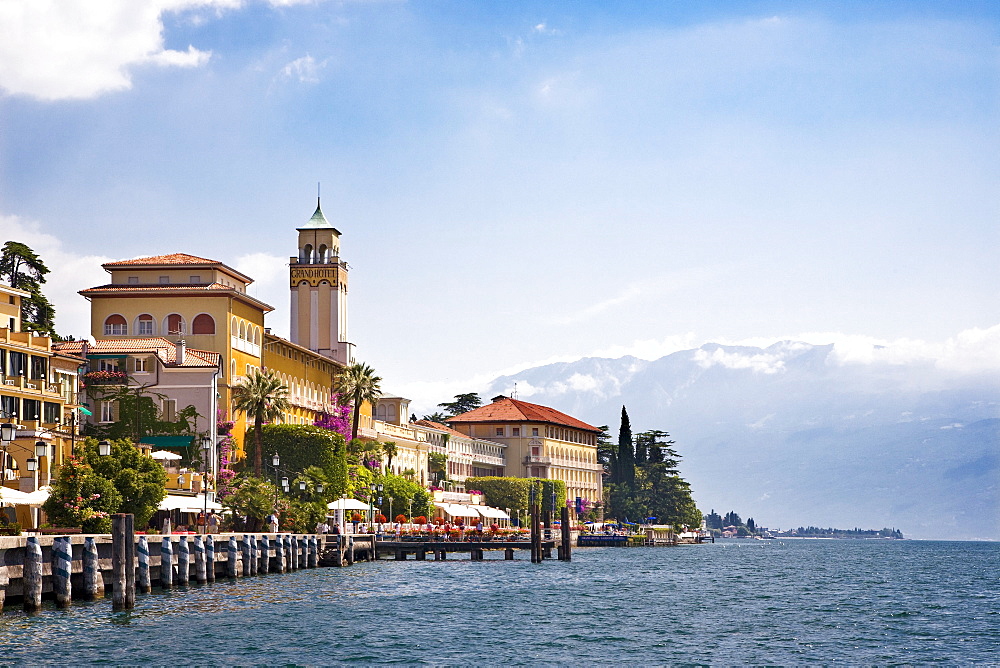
[327,498,373,511]
[150,450,183,460]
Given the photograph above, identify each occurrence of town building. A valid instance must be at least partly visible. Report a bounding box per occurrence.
[447,396,603,517]
[1,282,84,528]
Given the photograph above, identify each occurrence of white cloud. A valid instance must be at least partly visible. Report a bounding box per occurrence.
[278,55,325,83]
[0,214,113,338]
[693,347,787,374]
[0,0,234,100]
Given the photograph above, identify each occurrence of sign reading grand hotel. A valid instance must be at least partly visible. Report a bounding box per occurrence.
[289,266,341,287]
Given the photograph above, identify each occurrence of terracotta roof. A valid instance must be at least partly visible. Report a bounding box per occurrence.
[103,253,221,267]
[80,282,234,294]
[447,397,600,432]
[54,338,220,368]
[413,419,473,440]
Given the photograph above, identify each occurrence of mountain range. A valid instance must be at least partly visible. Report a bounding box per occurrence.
[484,341,1000,541]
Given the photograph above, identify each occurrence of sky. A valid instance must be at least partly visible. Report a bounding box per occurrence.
[1,0,998,415]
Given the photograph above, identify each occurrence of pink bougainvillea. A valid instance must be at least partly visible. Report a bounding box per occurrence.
[314,392,352,440]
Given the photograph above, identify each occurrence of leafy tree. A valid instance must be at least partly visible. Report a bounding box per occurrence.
[747,517,756,533]
[233,368,291,476]
[634,432,649,464]
[334,362,382,441]
[221,475,278,530]
[637,429,675,466]
[374,473,432,519]
[595,424,616,481]
[420,411,450,423]
[42,455,121,533]
[252,424,348,497]
[704,509,723,530]
[382,441,398,470]
[85,383,202,442]
[617,406,635,487]
[437,393,482,418]
[636,463,701,528]
[465,476,566,514]
[723,510,743,527]
[428,451,447,485]
[0,241,57,337]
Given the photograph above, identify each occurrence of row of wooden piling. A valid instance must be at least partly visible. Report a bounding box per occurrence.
[529,506,573,563]
[11,513,324,614]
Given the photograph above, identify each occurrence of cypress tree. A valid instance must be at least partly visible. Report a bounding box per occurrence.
[617,406,635,487]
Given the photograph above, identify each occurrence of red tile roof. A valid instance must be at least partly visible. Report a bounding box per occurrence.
[54,338,220,368]
[413,419,475,440]
[79,282,234,294]
[103,253,221,266]
[447,397,600,432]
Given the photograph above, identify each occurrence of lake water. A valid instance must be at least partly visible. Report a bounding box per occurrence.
[1,539,997,664]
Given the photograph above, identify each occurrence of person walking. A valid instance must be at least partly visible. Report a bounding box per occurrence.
[207,510,219,534]
[267,511,279,533]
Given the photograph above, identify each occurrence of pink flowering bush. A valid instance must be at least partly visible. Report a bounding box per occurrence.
[314,392,352,440]
[42,455,122,532]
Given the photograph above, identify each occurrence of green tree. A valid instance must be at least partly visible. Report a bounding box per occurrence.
[617,406,635,487]
[222,475,278,530]
[0,241,57,337]
[374,473,432,519]
[334,362,383,441]
[595,424,616,481]
[428,451,447,485]
[420,411,450,423]
[382,441,398,470]
[437,393,482,418]
[41,455,122,533]
[233,368,291,477]
[252,424,348,497]
[465,476,566,515]
[85,383,203,442]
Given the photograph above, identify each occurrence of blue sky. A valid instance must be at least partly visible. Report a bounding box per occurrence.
[1,1,998,412]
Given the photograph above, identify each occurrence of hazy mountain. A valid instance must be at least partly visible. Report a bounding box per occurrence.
[485,341,1000,541]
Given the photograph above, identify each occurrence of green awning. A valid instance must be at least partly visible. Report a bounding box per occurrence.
[138,435,195,449]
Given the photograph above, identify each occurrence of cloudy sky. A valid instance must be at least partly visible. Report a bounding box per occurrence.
[1,1,998,413]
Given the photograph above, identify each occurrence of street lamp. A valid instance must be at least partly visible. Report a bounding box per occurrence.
[298,480,307,492]
[200,435,211,534]
[98,439,111,457]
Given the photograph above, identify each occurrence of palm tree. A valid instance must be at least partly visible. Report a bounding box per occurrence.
[232,368,291,477]
[335,362,383,442]
[382,441,398,472]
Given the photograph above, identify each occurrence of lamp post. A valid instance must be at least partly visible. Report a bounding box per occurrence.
[98,440,112,457]
[388,496,394,526]
[200,435,211,534]
[1,420,18,484]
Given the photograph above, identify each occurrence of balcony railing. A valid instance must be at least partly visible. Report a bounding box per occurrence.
[523,455,552,465]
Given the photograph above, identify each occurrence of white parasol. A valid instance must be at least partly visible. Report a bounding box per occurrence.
[150,450,183,460]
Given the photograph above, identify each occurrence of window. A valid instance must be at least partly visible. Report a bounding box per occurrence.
[165,314,184,335]
[189,275,201,284]
[30,356,47,380]
[192,314,215,335]
[532,428,539,436]
[98,359,119,372]
[23,398,40,421]
[128,276,138,284]
[104,314,127,336]
[1,395,17,419]
[512,427,520,436]
[495,427,504,436]
[43,402,60,424]
[8,351,26,376]
[134,357,148,373]
[159,276,170,284]
[136,314,155,335]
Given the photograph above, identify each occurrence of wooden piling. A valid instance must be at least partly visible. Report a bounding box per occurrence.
[505,547,515,560]
[289,535,298,570]
[242,534,253,576]
[0,568,7,609]
[205,535,216,582]
[177,535,190,586]
[227,536,239,579]
[258,536,268,574]
[560,507,572,562]
[124,514,136,609]
[194,536,207,584]
[299,536,307,569]
[51,536,72,608]
[160,536,173,590]
[136,536,150,594]
[111,515,128,610]
[346,536,355,565]
[23,536,42,612]
[308,536,318,568]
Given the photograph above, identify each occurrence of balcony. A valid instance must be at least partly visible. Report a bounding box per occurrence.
[523,455,552,465]
[82,370,129,386]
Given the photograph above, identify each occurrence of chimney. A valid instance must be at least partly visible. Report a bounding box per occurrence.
[175,339,186,365]
[492,395,505,403]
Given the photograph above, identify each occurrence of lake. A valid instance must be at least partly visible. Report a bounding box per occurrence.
[1,538,997,664]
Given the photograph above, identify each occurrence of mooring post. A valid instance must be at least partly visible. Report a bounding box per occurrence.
[111,515,127,610]
[309,535,318,568]
[242,534,252,576]
[125,514,136,609]
[227,535,239,579]
[560,507,572,562]
[249,535,258,575]
[194,536,207,584]
[23,536,43,612]
[84,536,106,599]
[258,535,268,574]
[282,534,291,571]
[51,536,72,608]
[206,535,216,582]
[505,547,514,560]
[529,504,540,563]
[136,536,150,594]
[160,536,173,590]
[347,535,355,565]
[0,567,8,609]
[176,535,190,586]
[299,536,307,568]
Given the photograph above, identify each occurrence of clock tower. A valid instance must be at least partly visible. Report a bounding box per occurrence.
[289,197,353,365]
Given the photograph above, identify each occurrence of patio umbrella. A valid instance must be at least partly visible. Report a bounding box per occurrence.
[150,450,183,460]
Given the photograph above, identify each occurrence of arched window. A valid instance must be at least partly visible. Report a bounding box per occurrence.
[164,314,185,335]
[192,314,215,335]
[253,327,260,345]
[302,244,313,264]
[135,314,155,336]
[231,316,238,335]
[104,314,127,336]
[239,321,247,340]
[318,244,327,263]
[231,359,236,378]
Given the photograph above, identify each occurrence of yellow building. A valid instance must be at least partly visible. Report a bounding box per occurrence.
[1,282,84,529]
[447,396,603,518]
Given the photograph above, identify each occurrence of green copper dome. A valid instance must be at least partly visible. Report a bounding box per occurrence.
[301,198,333,229]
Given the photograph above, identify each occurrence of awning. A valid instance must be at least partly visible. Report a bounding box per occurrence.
[0,486,49,506]
[474,506,510,519]
[158,494,223,513]
[434,502,482,518]
[327,498,373,511]
[139,436,195,449]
